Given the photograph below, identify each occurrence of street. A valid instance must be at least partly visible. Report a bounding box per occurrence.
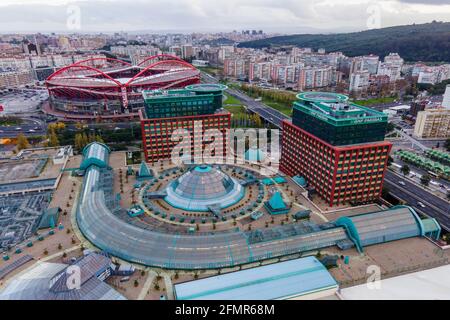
[384,170,450,231]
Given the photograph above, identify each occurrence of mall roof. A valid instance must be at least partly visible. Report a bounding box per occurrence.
[340,264,450,300]
[0,253,125,300]
[174,256,338,300]
[164,165,244,211]
[75,142,442,269]
[79,142,110,170]
[336,205,441,252]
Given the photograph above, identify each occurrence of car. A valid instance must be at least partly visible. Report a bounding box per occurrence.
[28,129,35,132]
[417,201,426,208]
[398,181,406,186]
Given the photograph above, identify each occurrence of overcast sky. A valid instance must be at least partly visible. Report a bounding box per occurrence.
[0,0,449,34]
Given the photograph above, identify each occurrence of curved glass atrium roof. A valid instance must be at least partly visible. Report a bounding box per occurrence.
[165,165,244,211]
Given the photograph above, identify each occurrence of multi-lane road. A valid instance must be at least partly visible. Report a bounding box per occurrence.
[226,88,290,128]
[0,117,46,138]
[201,72,289,128]
[384,170,450,231]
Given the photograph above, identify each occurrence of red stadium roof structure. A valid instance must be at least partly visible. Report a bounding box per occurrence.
[45,54,200,117]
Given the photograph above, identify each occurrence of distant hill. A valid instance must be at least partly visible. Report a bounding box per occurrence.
[237,22,450,62]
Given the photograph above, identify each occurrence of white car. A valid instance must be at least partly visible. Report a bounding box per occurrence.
[417,201,426,208]
[398,181,406,186]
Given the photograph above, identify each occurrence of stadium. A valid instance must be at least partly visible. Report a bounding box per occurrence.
[44,54,200,118]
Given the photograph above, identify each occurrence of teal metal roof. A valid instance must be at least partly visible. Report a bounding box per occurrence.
[138,161,152,178]
[80,142,110,170]
[174,256,338,300]
[293,175,307,187]
[38,207,60,229]
[339,205,438,251]
[245,148,265,162]
[268,192,287,210]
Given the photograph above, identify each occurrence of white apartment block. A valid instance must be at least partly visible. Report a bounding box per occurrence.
[414,108,450,139]
[0,69,34,87]
[349,70,370,93]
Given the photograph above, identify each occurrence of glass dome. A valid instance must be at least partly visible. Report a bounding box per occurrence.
[165,165,244,211]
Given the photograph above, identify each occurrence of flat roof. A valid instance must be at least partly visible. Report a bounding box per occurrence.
[294,91,387,126]
[340,264,450,300]
[174,256,338,300]
[389,105,411,111]
[185,83,228,92]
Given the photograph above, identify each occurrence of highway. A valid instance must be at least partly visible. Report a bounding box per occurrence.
[201,72,290,128]
[226,88,291,128]
[0,117,46,138]
[384,170,450,231]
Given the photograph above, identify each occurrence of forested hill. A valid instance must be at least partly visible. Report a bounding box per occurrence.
[237,22,450,62]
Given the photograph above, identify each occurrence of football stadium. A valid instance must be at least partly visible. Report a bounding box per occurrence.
[45,54,200,118]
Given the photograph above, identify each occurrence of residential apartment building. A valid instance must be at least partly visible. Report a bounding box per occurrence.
[414,108,450,139]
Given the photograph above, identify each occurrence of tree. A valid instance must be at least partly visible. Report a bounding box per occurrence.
[420,174,431,187]
[387,156,394,167]
[386,122,395,133]
[16,133,30,151]
[445,139,450,152]
[74,133,83,151]
[48,128,59,147]
[400,164,410,176]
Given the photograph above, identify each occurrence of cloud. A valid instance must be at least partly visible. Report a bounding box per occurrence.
[0,0,448,33]
[396,0,450,5]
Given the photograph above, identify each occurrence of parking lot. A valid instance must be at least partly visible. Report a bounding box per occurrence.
[0,89,48,114]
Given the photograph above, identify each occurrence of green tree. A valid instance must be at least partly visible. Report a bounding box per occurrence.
[95,135,104,143]
[444,138,450,152]
[420,174,431,187]
[16,133,30,151]
[400,164,410,176]
[387,156,394,167]
[81,133,89,147]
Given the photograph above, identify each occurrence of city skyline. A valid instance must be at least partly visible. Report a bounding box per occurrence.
[0,0,450,34]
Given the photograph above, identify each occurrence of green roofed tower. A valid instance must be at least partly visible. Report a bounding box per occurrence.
[293,92,388,146]
[280,92,392,207]
[142,83,227,119]
[140,83,231,163]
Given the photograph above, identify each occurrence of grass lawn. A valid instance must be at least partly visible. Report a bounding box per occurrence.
[0,117,22,126]
[263,98,293,117]
[354,96,397,106]
[224,105,247,117]
[223,94,243,106]
[197,66,221,76]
